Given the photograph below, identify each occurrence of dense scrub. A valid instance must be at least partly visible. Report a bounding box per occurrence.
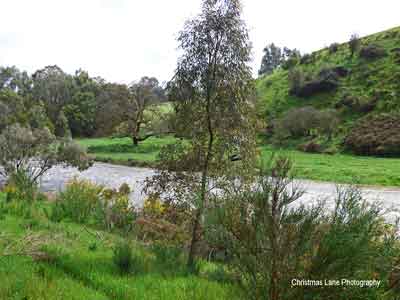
[345,113,400,156]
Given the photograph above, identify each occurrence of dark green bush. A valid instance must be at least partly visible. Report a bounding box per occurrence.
[329,42,339,54]
[274,107,339,141]
[289,66,347,97]
[344,113,400,156]
[359,44,387,60]
[113,241,134,275]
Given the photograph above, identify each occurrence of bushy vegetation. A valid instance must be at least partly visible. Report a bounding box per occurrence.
[345,113,400,156]
[51,179,136,232]
[207,157,400,299]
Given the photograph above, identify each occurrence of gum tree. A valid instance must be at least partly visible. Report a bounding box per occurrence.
[146,0,257,267]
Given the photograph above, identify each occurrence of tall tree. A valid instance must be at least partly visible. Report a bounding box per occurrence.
[259,43,282,76]
[32,65,74,124]
[126,77,165,146]
[147,0,257,267]
[95,83,130,136]
[349,33,361,58]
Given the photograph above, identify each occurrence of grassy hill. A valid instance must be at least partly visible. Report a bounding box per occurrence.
[256,26,400,154]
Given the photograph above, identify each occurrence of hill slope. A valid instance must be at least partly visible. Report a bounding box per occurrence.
[256,26,400,155]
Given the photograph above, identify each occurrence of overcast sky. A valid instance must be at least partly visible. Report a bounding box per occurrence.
[1,0,399,83]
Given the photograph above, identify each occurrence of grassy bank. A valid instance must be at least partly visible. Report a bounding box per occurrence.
[77,137,400,186]
[77,136,177,167]
[261,145,400,186]
[0,192,241,300]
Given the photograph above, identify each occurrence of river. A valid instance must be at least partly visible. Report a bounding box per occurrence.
[1,162,399,219]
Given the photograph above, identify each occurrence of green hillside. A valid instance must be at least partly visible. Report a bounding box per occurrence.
[256,26,400,156]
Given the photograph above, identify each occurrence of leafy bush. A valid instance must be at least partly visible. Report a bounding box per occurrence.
[113,241,134,274]
[344,113,400,156]
[5,170,38,202]
[328,42,339,53]
[297,140,323,153]
[53,178,104,224]
[359,44,387,60]
[151,243,183,272]
[290,66,345,97]
[0,124,92,188]
[274,107,339,141]
[349,33,361,57]
[287,69,305,96]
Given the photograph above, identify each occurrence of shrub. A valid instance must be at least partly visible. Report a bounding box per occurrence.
[287,69,305,95]
[151,243,183,272]
[349,33,361,57]
[300,53,313,65]
[335,94,377,113]
[210,156,400,300]
[344,113,400,156]
[54,178,104,224]
[104,194,136,232]
[359,44,387,60]
[289,66,346,97]
[329,42,339,53]
[0,124,92,188]
[298,140,323,153]
[274,107,339,140]
[118,183,131,195]
[6,170,38,202]
[113,241,134,274]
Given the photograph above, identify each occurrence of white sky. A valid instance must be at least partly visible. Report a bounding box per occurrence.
[0,0,399,83]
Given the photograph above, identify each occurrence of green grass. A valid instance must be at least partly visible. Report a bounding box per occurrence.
[0,194,241,300]
[77,136,178,165]
[77,137,400,186]
[261,145,400,186]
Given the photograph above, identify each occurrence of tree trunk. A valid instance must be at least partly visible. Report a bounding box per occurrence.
[187,94,214,268]
[132,136,139,146]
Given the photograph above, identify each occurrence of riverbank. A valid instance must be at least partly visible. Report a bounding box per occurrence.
[77,137,400,187]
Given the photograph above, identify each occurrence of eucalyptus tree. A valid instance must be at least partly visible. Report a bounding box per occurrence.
[146,0,257,267]
[127,76,165,146]
[259,43,283,76]
[32,65,74,126]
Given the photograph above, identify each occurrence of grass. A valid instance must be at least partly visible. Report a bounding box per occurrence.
[0,193,242,300]
[261,145,400,186]
[77,136,400,186]
[77,136,178,166]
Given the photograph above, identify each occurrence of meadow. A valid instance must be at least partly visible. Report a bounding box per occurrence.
[77,137,400,186]
[0,192,241,300]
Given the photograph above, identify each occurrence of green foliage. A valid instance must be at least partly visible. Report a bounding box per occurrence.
[273,107,339,147]
[359,44,387,60]
[259,43,283,76]
[113,241,136,274]
[210,156,400,300]
[6,170,39,202]
[349,33,361,57]
[54,178,104,224]
[0,124,92,186]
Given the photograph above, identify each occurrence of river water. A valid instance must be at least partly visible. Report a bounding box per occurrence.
[1,162,399,219]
